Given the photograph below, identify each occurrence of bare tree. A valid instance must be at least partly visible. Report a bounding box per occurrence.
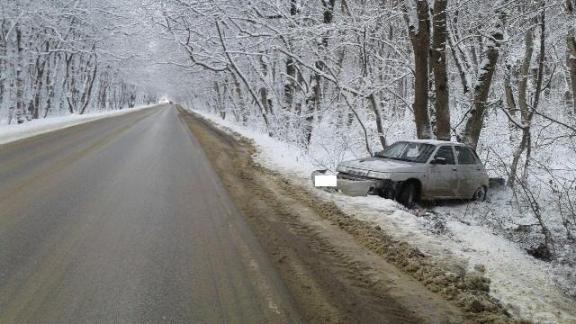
[404,0,432,139]
[431,0,450,140]
[462,6,505,149]
[565,0,576,113]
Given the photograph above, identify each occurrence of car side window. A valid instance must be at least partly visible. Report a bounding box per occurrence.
[434,146,455,164]
[455,146,478,165]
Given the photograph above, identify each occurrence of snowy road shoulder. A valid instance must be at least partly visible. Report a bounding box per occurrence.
[191,108,576,324]
[0,104,158,145]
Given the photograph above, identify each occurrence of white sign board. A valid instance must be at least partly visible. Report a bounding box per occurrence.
[314,175,337,187]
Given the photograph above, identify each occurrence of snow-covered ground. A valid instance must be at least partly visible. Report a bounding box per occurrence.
[0,105,157,145]
[192,108,576,324]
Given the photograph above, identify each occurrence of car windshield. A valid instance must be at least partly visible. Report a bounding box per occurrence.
[376,142,436,163]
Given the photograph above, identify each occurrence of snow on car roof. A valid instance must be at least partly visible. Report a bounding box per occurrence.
[397,139,468,146]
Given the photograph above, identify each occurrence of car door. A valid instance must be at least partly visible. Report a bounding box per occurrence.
[427,146,459,198]
[455,146,483,198]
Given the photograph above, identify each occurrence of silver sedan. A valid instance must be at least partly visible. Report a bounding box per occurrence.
[336,140,490,207]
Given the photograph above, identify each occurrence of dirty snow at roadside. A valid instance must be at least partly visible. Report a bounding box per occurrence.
[192,108,576,324]
[0,105,156,145]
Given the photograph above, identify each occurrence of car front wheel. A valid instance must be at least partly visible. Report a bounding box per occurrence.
[397,182,419,209]
[473,186,487,201]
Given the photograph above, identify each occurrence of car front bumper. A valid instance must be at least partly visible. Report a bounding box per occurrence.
[336,172,398,198]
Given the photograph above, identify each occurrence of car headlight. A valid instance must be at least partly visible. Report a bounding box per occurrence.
[367,171,390,179]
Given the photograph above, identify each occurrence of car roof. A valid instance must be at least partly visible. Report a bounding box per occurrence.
[397,139,468,146]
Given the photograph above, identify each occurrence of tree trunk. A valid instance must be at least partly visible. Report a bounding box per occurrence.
[31,56,47,120]
[566,0,576,113]
[214,81,226,119]
[432,0,450,140]
[65,53,76,114]
[44,56,56,118]
[504,66,519,142]
[509,9,545,187]
[305,0,336,147]
[285,57,296,108]
[229,70,248,125]
[0,22,6,110]
[259,55,274,116]
[284,0,299,110]
[406,0,432,139]
[368,93,387,149]
[79,53,98,115]
[462,13,504,149]
[15,23,25,124]
[518,30,535,124]
[504,68,517,118]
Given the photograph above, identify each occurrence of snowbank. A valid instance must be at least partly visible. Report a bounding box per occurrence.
[192,109,576,324]
[0,105,157,145]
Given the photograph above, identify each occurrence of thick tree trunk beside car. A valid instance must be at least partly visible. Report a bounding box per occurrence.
[432,0,451,141]
[406,0,433,140]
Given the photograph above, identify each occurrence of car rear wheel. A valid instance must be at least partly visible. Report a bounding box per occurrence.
[398,182,419,209]
[473,186,487,201]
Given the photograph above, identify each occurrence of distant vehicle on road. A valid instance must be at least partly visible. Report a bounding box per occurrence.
[336,140,489,207]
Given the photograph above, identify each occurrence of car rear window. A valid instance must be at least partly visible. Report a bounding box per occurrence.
[455,146,479,165]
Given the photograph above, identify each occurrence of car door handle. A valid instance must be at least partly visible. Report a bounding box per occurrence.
[452,168,457,171]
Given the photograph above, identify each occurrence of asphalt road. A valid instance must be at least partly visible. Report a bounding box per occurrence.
[0,106,301,323]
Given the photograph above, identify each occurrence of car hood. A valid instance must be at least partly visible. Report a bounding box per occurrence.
[338,157,426,174]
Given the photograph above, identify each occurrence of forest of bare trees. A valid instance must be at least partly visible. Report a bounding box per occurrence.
[0,0,157,125]
[150,1,575,153]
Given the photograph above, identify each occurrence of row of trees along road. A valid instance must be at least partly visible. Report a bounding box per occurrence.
[152,0,575,149]
[0,0,157,125]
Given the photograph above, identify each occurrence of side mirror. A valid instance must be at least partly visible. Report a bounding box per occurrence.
[431,157,447,165]
[375,151,385,158]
